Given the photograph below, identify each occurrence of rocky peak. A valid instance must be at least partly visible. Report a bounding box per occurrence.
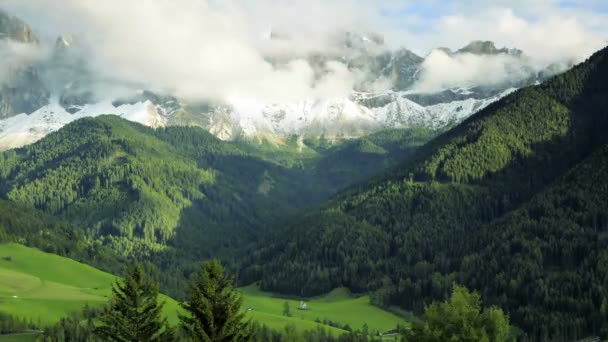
[457,40,522,57]
[0,10,49,119]
[0,9,38,44]
[385,48,423,91]
[55,34,76,50]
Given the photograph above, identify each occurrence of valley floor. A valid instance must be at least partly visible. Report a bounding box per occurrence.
[240,285,407,335]
[0,243,408,339]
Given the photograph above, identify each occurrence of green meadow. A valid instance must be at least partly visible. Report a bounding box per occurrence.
[0,243,181,326]
[0,243,406,338]
[240,285,407,335]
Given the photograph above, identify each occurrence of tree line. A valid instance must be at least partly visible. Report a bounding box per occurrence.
[34,260,510,342]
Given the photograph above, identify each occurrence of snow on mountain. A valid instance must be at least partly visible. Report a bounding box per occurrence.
[424,87,518,128]
[205,87,516,141]
[0,99,165,150]
[0,87,518,150]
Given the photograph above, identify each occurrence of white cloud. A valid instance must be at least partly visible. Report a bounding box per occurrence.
[427,7,606,63]
[412,49,532,93]
[391,3,608,93]
[2,0,382,102]
[0,0,606,99]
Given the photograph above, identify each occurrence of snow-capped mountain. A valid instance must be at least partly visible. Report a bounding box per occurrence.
[0,99,166,150]
[0,9,571,150]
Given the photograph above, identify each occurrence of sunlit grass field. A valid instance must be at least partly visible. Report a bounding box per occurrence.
[0,243,181,326]
[0,243,406,339]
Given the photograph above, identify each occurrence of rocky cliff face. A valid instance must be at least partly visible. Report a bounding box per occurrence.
[0,10,50,119]
[0,67,49,119]
[0,9,38,43]
[456,40,523,56]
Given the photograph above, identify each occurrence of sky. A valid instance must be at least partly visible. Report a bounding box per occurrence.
[1,0,607,100]
[380,0,607,58]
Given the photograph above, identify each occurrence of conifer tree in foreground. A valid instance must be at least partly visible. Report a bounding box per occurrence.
[180,260,253,341]
[94,263,173,342]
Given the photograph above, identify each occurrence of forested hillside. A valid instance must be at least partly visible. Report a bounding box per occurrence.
[242,46,608,341]
[0,115,432,298]
[0,199,122,271]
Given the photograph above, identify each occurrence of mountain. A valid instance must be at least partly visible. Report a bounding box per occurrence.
[0,10,49,121]
[0,115,324,296]
[456,40,523,56]
[0,116,318,256]
[0,113,435,298]
[0,9,569,149]
[241,45,608,341]
[0,9,37,43]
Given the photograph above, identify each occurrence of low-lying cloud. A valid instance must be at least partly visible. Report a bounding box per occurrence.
[1,0,607,100]
[2,0,373,103]
[0,40,47,85]
[412,50,533,93]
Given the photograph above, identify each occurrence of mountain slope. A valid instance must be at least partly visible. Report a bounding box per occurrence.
[0,243,180,327]
[1,117,216,249]
[242,46,608,341]
[0,116,329,258]
[0,114,435,299]
[462,142,608,339]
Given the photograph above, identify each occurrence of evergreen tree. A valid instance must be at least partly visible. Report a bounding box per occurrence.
[180,260,253,341]
[404,285,510,342]
[94,263,173,342]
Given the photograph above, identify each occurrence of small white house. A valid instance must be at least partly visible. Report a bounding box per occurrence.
[298,301,308,310]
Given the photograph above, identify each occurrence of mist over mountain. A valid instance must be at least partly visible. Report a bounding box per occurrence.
[0,1,605,148]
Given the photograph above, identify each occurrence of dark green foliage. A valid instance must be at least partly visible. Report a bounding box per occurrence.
[461,144,608,341]
[0,117,215,250]
[0,198,82,252]
[179,260,252,341]
[0,198,124,276]
[0,312,38,335]
[41,305,384,342]
[314,128,437,189]
[95,263,173,342]
[404,285,510,342]
[243,46,608,341]
[43,305,102,342]
[250,322,384,342]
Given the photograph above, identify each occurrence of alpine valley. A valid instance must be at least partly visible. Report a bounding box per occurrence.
[0,4,607,342]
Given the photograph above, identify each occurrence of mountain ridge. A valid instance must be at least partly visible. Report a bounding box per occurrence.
[241,45,608,340]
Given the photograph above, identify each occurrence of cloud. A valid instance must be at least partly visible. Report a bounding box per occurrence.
[427,7,606,63]
[2,0,385,102]
[393,3,608,93]
[0,40,47,85]
[379,0,608,55]
[0,0,606,99]
[412,49,533,93]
